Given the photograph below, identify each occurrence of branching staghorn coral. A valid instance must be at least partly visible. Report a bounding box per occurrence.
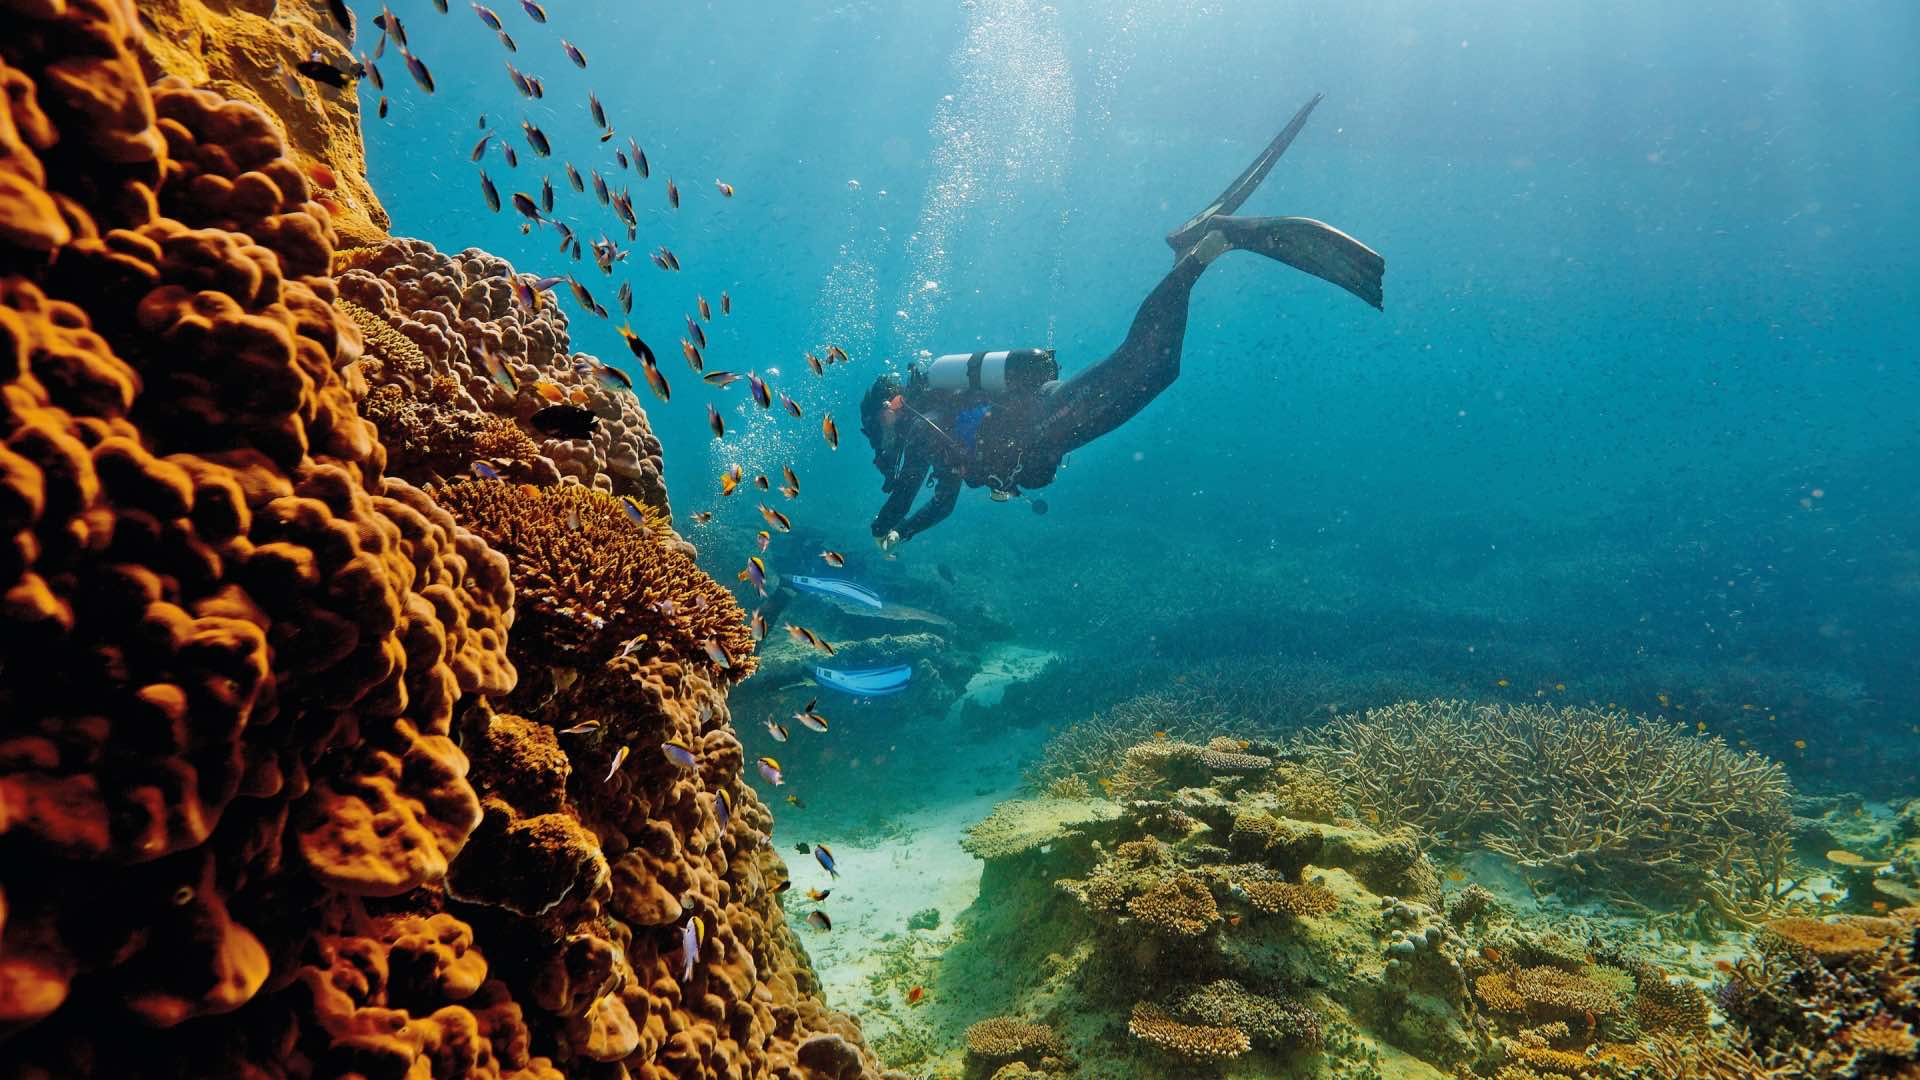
[1294,699,1798,922]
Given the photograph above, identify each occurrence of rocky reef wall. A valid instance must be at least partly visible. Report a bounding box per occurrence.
[0,1,880,1076]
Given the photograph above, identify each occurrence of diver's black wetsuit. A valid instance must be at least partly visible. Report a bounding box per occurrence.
[870,249,1208,543]
[866,94,1386,546]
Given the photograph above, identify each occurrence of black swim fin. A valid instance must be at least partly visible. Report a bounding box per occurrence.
[1215,215,1385,310]
[1166,93,1325,259]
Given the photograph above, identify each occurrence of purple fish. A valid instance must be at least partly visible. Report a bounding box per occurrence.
[757,756,783,786]
[715,788,732,830]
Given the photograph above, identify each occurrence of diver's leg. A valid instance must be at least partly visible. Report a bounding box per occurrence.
[1034,249,1213,453]
[1167,93,1324,259]
[1213,214,1385,309]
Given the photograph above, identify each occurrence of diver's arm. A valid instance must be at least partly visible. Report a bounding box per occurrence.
[871,452,930,538]
[896,468,960,542]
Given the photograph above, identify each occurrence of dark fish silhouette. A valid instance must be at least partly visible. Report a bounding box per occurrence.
[529,404,598,439]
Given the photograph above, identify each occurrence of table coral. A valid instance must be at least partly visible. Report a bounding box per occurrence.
[335,238,673,519]
[963,1017,1061,1062]
[1239,879,1341,919]
[1127,1001,1251,1061]
[1169,978,1324,1049]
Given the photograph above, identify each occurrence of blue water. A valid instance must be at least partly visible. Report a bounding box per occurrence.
[364,1,1920,790]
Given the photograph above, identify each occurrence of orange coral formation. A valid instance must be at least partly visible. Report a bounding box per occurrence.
[1127,1001,1251,1061]
[1240,879,1341,918]
[0,6,879,1077]
[337,238,673,518]
[1759,915,1890,962]
[1473,966,1624,1021]
[429,479,751,674]
[1127,872,1221,937]
[134,0,388,242]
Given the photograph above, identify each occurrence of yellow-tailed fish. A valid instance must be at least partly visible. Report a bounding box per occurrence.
[755,530,770,552]
[681,339,704,372]
[738,556,767,595]
[642,357,670,402]
[758,504,791,532]
[720,469,741,496]
[757,756,783,785]
[661,739,698,770]
[619,495,649,528]
[715,180,735,197]
[805,352,824,376]
[603,744,629,782]
[781,393,803,419]
[704,371,741,388]
[805,888,831,902]
[748,373,771,409]
[821,413,839,449]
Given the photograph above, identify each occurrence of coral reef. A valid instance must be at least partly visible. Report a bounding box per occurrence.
[134,0,387,243]
[1715,908,1920,1076]
[429,479,750,673]
[0,8,880,1077]
[1128,1001,1251,1062]
[1296,700,1800,927]
[336,238,673,518]
[964,1017,1062,1064]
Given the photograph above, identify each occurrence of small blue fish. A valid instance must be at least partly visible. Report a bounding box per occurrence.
[661,739,697,770]
[561,39,587,68]
[814,843,838,879]
[758,756,783,786]
[620,495,649,528]
[472,1,501,29]
[471,461,501,480]
[748,373,771,409]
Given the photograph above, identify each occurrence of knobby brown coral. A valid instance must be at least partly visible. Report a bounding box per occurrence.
[336,238,673,520]
[0,0,511,1059]
[0,7,879,1077]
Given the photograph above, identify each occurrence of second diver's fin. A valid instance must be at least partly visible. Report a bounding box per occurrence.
[1216,215,1386,310]
[1166,92,1325,259]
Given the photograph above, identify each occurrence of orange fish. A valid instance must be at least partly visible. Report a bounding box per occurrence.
[758,503,791,532]
[822,413,839,449]
[1481,947,1502,964]
[532,380,566,403]
[720,468,741,496]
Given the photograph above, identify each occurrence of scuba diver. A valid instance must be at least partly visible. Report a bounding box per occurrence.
[860,94,1384,550]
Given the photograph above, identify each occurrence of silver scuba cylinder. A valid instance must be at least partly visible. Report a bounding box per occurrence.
[919,348,1057,397]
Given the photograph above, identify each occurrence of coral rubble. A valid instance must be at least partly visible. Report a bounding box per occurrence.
[0,6,879,1077]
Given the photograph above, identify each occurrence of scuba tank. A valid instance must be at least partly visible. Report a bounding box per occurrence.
[916,348,1057,398]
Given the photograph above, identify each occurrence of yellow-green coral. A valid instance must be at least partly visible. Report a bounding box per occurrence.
[1295,699,1797,919]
